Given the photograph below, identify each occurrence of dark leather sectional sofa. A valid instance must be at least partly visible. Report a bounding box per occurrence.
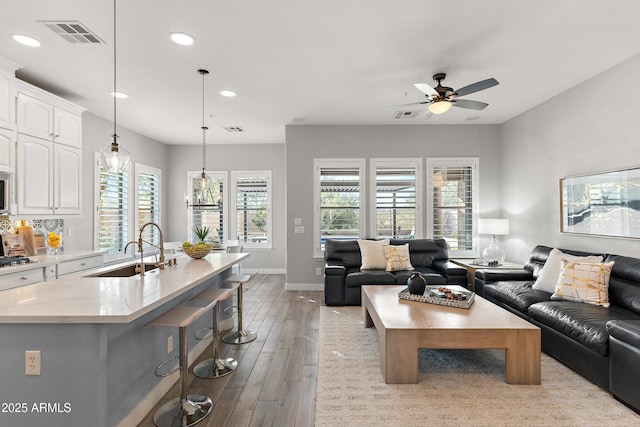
[475,245,640,412]
[323,238,467,306]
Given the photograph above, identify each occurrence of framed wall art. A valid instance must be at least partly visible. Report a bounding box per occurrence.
[560,167,640,238]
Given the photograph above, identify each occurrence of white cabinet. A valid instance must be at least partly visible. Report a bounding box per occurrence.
[0,126,16,172]
[57,254,103,277]
[16,134,81,215]
[0,267,44,291]
[0,57,19,129]
[16,92,82,148]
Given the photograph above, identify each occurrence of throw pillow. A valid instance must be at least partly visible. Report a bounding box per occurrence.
[551,259,615,307]
[383,243,414,272]
[531,248,603,293]
[358,239,390,270]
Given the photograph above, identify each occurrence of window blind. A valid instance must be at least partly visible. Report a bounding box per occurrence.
[320,167,361,242]
[430,165,474,251]
[234,175,268,244]
[138,171,160,246]
[98,168,128,253]
[375,167,416,238]
[190,177,224,243]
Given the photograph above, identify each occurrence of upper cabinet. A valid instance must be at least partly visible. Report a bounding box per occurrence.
[17,92,82,148]
[0,57,19,129]
[0,127,16,173]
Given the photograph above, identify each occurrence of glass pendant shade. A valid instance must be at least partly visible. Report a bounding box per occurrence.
[428,100,452,114]
[100,136,130,173]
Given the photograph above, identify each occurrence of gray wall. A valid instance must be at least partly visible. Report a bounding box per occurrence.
[500,53,640,262]
[284,124,502,288]
[165,143,286,272]
[63,112,169,252]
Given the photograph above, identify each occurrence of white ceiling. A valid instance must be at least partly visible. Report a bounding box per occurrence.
[1,0,640,146]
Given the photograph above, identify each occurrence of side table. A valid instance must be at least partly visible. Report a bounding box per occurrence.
[451,259,523,292]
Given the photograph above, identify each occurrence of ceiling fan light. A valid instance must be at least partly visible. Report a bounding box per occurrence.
[428,100,452,114]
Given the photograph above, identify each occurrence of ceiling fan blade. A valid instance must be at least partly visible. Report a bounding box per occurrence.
[384,101,430,109]
[453,78,499,97]
[414,83,438,97]
[452,99,489,110]
[419,110,434,121]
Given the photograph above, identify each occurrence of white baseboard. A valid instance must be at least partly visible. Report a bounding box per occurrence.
[117,337,211,427]
[285,282,324,291]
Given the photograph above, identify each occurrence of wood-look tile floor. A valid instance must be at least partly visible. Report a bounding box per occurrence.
[137,274,321,427]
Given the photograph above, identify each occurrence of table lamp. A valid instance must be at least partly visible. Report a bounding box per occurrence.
[478,218,510,266]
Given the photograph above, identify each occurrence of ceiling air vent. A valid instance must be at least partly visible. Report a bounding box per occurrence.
[41,21,105,44]
[392,111,420,119]
[223,126,245,132]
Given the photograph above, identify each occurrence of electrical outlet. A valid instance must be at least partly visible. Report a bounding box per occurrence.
[316,267,322,275]
[167,335,174,353]
[25,350,41,376]
[67,227,73,237]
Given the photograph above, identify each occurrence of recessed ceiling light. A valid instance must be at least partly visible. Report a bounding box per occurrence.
[220,90,236,97]
[12,34,41,47]
[169,32,194,46]
[110,91,128,99]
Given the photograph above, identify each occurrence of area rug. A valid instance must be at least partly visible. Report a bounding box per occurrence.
[315,306,639,427]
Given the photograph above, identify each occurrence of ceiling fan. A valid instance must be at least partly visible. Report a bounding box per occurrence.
[388,73,499,116]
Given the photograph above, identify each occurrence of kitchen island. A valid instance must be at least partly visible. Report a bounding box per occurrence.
[0,252,248,427]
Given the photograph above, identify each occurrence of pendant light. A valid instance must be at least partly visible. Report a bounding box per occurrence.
[100,0,130,173]
[189,69,212,207]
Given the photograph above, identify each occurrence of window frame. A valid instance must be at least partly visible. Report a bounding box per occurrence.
[369,158,423,239]
[186,170,228,244]
[426,157,479,258]
[229,170,272,250]
[93,152,133,263]
[135,163,162,250]
[313,158,366,258]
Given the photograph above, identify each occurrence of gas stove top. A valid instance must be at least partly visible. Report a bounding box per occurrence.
[0,256,30,268]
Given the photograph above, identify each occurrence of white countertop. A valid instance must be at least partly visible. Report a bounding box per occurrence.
[0,252,248,324]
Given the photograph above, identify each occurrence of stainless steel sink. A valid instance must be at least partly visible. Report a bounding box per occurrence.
[85,263,159,277]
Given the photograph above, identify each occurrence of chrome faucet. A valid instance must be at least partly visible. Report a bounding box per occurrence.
[124,239,144,274]
[139,222,165,273]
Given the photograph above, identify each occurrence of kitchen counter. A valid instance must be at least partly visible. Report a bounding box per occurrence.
[0,252,247,323]
[0,250,101,276]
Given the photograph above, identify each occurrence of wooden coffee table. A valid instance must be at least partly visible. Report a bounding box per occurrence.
[362,285,541,385]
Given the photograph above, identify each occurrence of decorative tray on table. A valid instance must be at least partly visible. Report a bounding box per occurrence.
[398,285,475,309]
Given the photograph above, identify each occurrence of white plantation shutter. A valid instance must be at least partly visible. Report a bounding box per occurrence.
[427,158,478,256]
[98,166,129,253]
[136,165,161,247]
[371,159,421,238]
[188,171,225,243]
[314,159,365,256]
[231,172,271,247]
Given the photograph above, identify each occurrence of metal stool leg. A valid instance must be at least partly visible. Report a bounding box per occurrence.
[223,283,257,344]
[153,324,213,427]
[193,301,237,379]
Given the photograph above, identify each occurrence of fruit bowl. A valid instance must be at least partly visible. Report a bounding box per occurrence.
[183,243,212,259]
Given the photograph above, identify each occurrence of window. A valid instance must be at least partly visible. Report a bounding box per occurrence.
[230,171,272,248]
[187,171,226,244]
[370,158,422,239]
[94,154,130,256]
[135,164,161,248]
[426,158,478,257]
[314,159,366,257]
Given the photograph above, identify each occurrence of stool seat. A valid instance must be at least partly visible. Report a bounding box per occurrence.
[224,274,251,284]
[148,301,216,427]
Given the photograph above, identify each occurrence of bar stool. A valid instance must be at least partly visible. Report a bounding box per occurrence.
[222,274,257,345]
[189,286,239,379]
[147,302,216,427]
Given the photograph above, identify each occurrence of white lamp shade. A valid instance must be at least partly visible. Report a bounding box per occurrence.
[478,218,510,235]
[428,100,452,114]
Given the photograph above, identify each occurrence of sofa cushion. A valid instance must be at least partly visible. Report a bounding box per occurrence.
[551,260,614,307]
[344,270,397,288]
[383,243,413,272]
[532,248,603,293]
[358,239,389,270]
[528,301,640,356]
[390,238,449,267]
[607,320,640,347]
[606,255,640,314]
[483,281,551,314]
